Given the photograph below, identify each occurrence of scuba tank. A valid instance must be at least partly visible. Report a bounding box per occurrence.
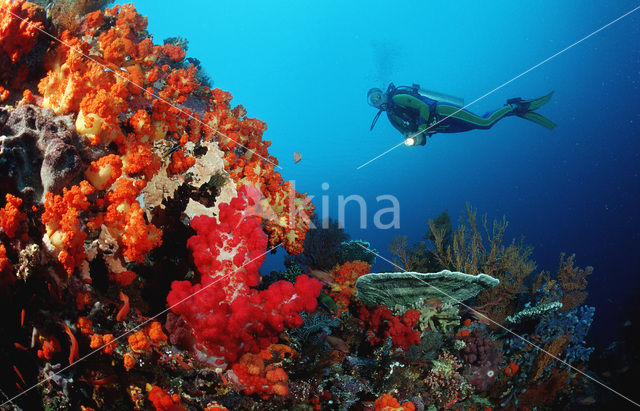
[415,85,464,107]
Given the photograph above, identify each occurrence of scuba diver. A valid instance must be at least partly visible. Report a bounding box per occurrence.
[367,83,556,146]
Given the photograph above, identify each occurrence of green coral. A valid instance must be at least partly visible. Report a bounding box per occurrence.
[414,303,461,334]
[504,301,563,327]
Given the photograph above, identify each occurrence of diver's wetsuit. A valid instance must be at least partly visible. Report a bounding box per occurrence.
[385,85,514,139]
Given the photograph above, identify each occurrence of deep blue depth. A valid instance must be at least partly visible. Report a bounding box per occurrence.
[123,0,640,348]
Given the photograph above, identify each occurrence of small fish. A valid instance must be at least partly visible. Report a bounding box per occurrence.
[293,152,302,164]
[308,269,334,286]
[325,336,349,353]
[162,144,181,159]
[318,293,338,313]
[576,395,596,406]
[45,2,53,19]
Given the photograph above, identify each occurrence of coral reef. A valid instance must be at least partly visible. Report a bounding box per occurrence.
[0,2,600,410]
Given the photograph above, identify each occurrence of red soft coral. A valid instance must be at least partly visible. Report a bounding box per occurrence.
[167,186,321,364]
[359,305,421,351]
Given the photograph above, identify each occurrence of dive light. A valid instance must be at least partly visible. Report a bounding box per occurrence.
[404,134,425,146]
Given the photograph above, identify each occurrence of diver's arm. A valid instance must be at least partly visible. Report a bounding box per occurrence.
[387,111,415,136]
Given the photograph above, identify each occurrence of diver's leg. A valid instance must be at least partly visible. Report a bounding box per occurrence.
[436,104,513,130]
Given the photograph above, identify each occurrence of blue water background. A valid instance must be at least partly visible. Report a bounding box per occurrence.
[121,1,640,347]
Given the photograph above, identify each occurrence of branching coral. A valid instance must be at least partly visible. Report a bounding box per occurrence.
[556,253,592,312]
[388,235,436,272]
[428,205,536,325]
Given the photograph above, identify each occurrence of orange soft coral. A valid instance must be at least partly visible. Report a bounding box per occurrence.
[77,316,93,335]
[0,243,14,288]
[85,154,123,191]
[122,142,161,179]
[229,352,291,399]
[127,322,167,353]
[205,91,315,254]
[123,353,135,371]
[147,385,185,411]
[128,330,150,352]
[38,32,90,115]
[0,194,26,239]
[374,394,415,411]
[41,181,95,275]
[162,66,198,101]
[76,88,127,145]
[0,0,45,64]
[147,321,168,345]
[38,1,314,258]
[161,44,186,62]
[103,178,162,262]
[108,270,137,287]
[90,333,116,355]
[37,336,60,361]
[330,261,371,312]
[167,149,195,175]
